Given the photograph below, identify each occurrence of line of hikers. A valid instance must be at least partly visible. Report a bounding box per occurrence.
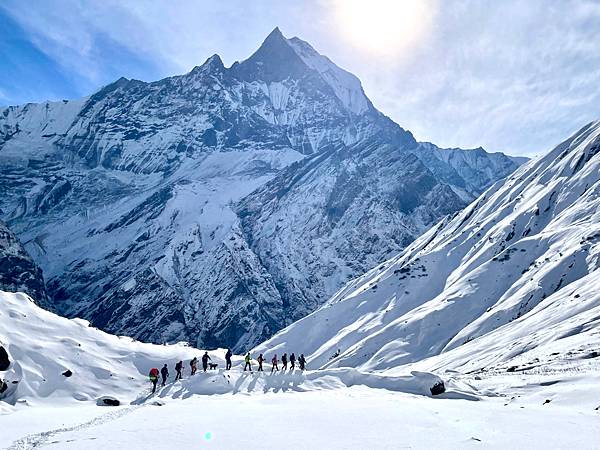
[148,349,307,393]
[243,351,306,373]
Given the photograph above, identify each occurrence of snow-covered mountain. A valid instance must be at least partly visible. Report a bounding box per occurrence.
[0,28,524,351]
[237,140,523,325]
[256,121,600,373]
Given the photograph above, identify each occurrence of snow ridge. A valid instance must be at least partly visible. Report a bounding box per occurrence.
[255,121,600,373]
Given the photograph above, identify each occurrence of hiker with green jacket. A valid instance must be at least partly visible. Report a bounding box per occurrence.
[244,352,252,372]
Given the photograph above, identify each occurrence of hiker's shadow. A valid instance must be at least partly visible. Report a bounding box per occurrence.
[263,372,306,394]
[233,373,250,394]
[131,390,155,405]
[246,372,262,392]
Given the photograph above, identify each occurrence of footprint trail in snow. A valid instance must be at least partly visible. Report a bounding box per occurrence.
[6,405,142,450]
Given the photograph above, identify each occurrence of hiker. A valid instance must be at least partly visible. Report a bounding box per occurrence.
[281,353,288,371]
[225,349,232,370]
[257,353,264,372]
[244,352,252,372]
[271,354,279,373]
[202,352,211,372]
[299,354,306,371]
[149,367,159,393]
[190,357,198,376]
[160,364,169,386]
[289,353,296,371]
[175,360,183,381]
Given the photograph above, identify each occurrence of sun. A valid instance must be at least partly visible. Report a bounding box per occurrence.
[333,0,434,57]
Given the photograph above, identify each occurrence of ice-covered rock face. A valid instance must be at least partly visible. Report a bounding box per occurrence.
[0,28,524,351]
[255,121,600,372]
[0,221,48,307]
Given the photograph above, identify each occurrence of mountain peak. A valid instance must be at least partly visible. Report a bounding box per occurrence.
[202,54,225,71]
[252,26,294,59]
[190,54,224,76]
[265,26,285,42]
[232,27,308,82]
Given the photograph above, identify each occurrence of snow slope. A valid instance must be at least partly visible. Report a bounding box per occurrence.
[0,28,524,351]
[0,290,472,408]
[255,121,600,374]
[1,290,600,450]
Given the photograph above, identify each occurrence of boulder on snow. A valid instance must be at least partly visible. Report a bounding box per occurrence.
[430,381,446,396]
[0,345,10,371]
[97,396,120,406]
[62,369,73,377]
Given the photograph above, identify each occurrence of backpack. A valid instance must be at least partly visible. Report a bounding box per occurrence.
[149,368,159,380]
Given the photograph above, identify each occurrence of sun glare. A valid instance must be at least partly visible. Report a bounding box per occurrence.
[334,0,434,57]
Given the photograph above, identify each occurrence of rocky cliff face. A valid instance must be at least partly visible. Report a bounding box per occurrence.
[0,221,48,306]
[0,28,525,350]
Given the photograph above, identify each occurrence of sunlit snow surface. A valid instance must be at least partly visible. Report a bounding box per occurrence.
[1,291,599,449]
[257,121,600,375]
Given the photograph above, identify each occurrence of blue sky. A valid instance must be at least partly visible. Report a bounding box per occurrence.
[1,0,599,157]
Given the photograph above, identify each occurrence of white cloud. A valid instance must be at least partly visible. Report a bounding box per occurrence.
[1,0,599,157]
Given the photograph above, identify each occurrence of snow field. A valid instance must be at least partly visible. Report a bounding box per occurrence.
[3,388,600,450]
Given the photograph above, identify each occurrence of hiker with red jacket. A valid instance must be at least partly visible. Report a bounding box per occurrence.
[149,367,159,393]
[281,353,288,371]
[271,354,279,373]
